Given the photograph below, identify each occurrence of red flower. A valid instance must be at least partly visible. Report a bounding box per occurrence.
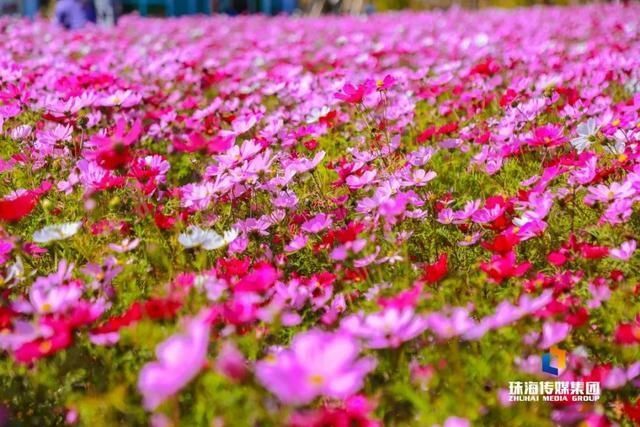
[91,303,143,335]
[555,86,580,105]
[417,125,437,143]
[623,400,640,424]
[14,320,73,364]
[334,80,375,104]
[579,243,609,259]
[480,251,531,284]
[437,121,459,136]
[314,271,336,287]
[614,320,640,345]
[565,307,589,327]
[153,209,176,230]
[482,230,520,254]
[318,110,338,127]
[470,57,501,76]
[290,395,379,427]
[143,298,182,320]
[0,306,14,330]
[92,119,142,170]
[96,143,133,170]
[217,257,251,279]
[547,250,569,266]
[304,139,318,151]
[499,88,518,107]
[422,254,448,284]
[0,192,38,222]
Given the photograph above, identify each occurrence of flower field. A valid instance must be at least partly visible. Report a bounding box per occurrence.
[1,5,640,426]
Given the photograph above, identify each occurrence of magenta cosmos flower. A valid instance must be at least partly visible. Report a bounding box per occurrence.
[255,329,376,405]
[138,313,210,410]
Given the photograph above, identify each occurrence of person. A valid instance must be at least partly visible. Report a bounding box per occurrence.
[55,0,117,29]
[55,0,88,29]
[94,0,118,26]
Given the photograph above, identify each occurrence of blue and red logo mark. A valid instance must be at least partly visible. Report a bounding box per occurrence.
[541,346,566,376]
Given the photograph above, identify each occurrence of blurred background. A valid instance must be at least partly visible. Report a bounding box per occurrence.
[0,0,628,25]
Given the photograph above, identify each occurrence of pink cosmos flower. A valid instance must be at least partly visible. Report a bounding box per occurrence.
[97,90,141,108]
[539,321,571,349]
[569,155,597,185]
[587,282,611,309]
[471,205,504,224]
[601,198,633,224]
[610,240,636,261]
[406,169,437,187]
[425,308,476,339]
[255,330,375,405]
[443,416,471,427]
[346,170,377,189]
[138,313,210,410]
[437,208,455,224]
[273,191,298,209]
[0,240,13,265]
[284,234,308,253]
[76,160,125,195]
[584,181,635,205]
[301,213,333,234]
[452,200,481,223]
[215,341,248,382]
[458,232,481,247]
[234,263,278,293]
[340,308,428,348]
[108,238,140,253]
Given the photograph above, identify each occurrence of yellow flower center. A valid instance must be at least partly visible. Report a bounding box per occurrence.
[39,340,53,353]
[309,374,324,385]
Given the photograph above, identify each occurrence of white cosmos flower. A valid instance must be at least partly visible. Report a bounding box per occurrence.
[178,226,212,248]
[604,129,627,155]
[201,231,225,250]
[179,226,239,250]
[570,118,599,153]
[33,222,81,244]
[223,228,239,245]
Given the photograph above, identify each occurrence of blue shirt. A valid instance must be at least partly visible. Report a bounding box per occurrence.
[55,0,88,30]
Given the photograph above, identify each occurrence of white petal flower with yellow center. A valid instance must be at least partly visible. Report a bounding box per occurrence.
[179,226,239,250]
[33,222,82,244]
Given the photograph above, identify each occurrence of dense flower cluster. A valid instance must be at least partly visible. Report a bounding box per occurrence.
[1,5,640,426]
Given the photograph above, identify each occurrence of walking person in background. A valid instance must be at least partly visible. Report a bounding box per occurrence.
[94,0,118,26]
[54,0,117,29]
[55,0,89,29]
